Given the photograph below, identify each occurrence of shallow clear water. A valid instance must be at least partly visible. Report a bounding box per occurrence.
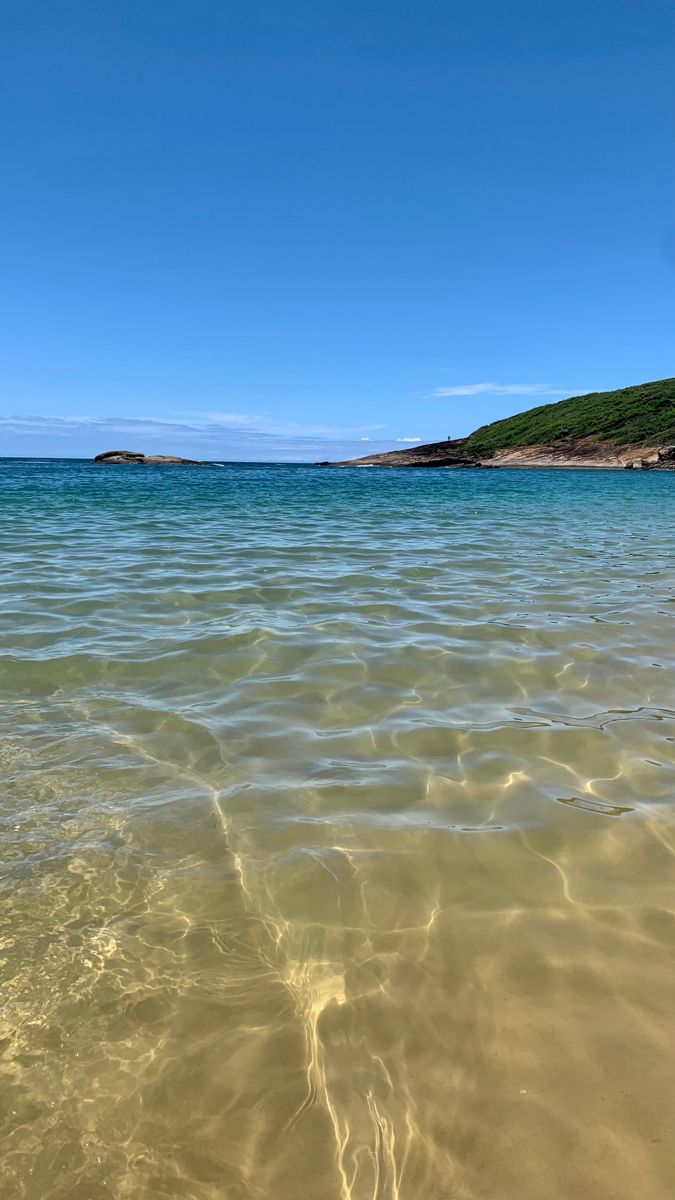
[1,459,674,1200]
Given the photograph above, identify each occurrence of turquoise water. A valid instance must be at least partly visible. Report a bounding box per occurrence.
[1,459,674,1200]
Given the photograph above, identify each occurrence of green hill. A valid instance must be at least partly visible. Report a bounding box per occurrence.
[462,378,675,455]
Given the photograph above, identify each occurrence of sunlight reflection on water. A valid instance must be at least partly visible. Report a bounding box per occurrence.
[1,460,674,1200]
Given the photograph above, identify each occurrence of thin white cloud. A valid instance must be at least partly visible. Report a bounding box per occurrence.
[396,436,422,443]
[180,411,388,438]
[0,411,395,462]
[0,412,386,441]
[431,383,577,398]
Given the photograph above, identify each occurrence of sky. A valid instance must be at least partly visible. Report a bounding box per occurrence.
[2,0,674,460]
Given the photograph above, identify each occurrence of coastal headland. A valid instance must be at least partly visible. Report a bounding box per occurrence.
[319,377,675,469]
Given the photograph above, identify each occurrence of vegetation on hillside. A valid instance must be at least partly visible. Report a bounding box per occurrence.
[462,378,675,454]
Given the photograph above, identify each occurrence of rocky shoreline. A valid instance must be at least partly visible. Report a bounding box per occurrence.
[318,437,675,471]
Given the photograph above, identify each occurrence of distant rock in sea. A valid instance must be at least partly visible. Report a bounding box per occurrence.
[94,450,205,465]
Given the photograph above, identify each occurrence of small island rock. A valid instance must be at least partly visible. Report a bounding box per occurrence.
[94,450,205,466]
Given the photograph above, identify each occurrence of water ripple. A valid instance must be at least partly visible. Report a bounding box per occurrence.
[1,460,674,1199]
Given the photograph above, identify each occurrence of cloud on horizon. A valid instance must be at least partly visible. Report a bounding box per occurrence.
[431,383,579,398]
[0,410,398,461]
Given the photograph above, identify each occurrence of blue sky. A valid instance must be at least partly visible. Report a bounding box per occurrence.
[2,0,674,460]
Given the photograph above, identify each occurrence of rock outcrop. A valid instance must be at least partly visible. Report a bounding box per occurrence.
[94,450,204,465]
[318,438,675,470]
[319,377,675,470]
[321,439,477,468]
[624,446,675,469]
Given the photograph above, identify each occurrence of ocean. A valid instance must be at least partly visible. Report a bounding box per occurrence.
[1,458,674,1200]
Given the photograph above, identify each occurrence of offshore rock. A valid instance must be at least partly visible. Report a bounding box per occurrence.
[94,450,204,465]
[144,455,203,465]
[94,450,145,462]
